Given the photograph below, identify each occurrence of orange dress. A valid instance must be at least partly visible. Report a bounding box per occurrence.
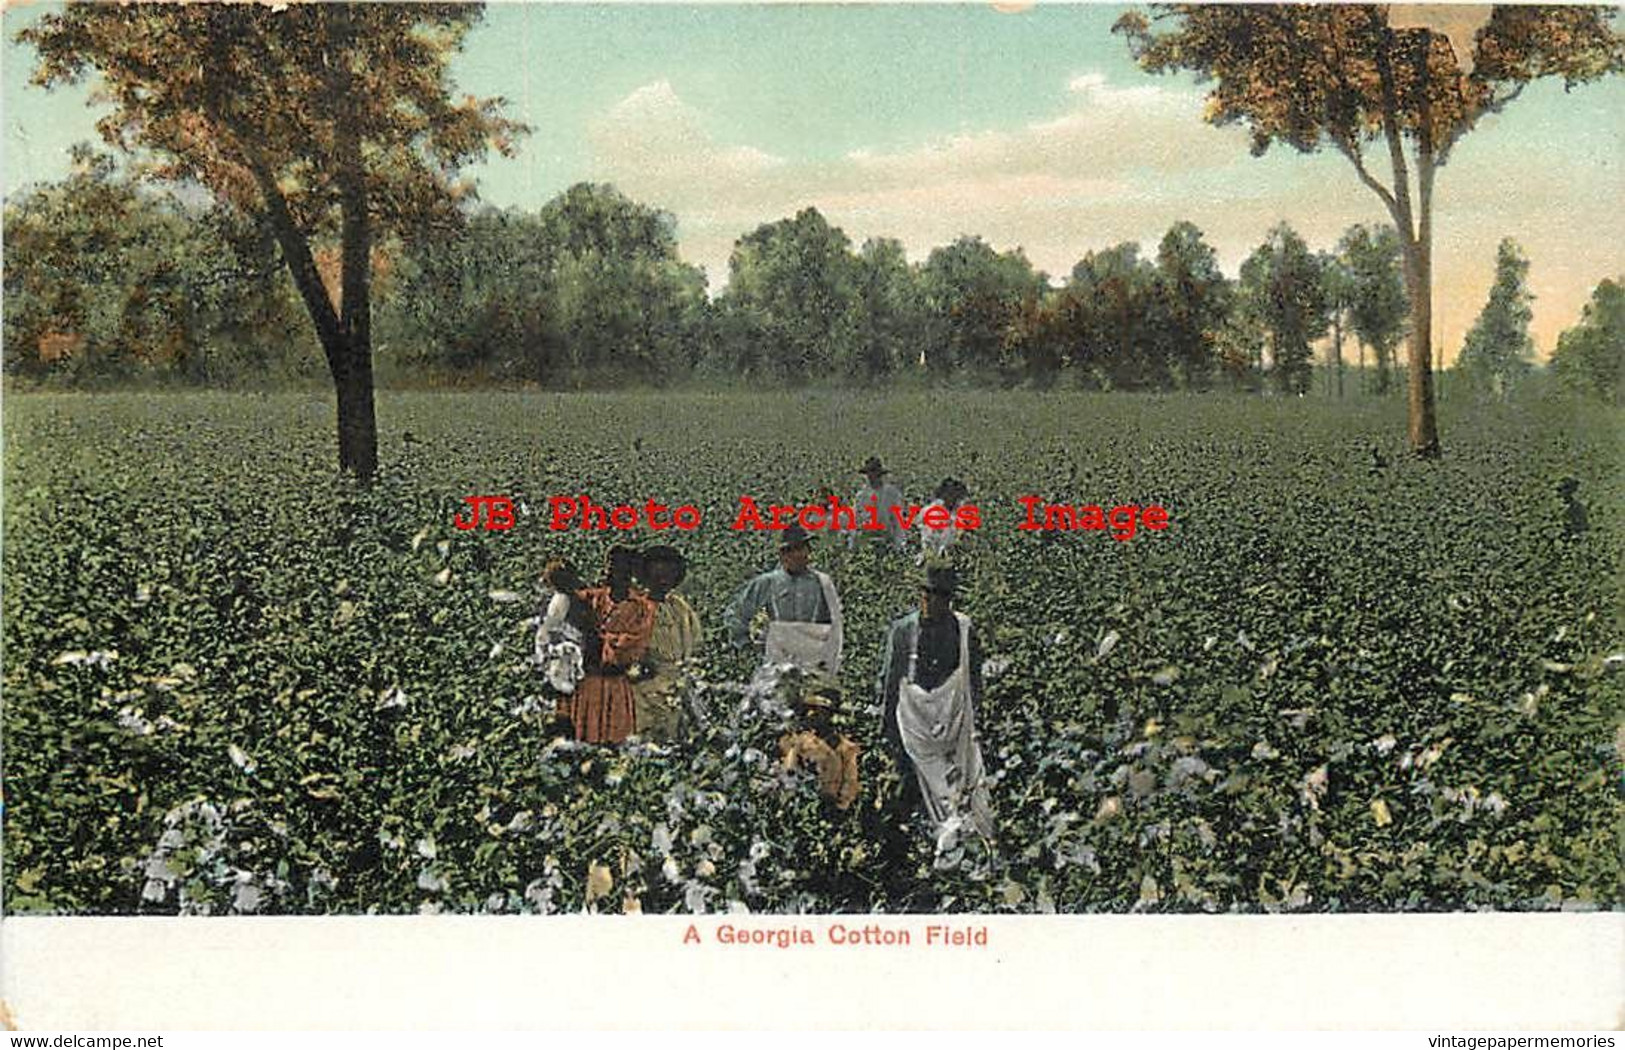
[559,586,656,744]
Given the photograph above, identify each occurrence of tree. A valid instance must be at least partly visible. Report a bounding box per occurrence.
[1318,249,1354,398]
[1237,224,1329,396]
[1066,242,1163,389]
[383,207,553,379]
[718,207,860,383]
[20,4,524,479]
[1456,238,1535,398]
[3,144,304,384]
[919,235,1048,379]
[535,184,707,383]
[1548,278,1624,404]
[1337,223,1409,396]
[853,237,926,380]
[1152,220,1232,390]
[1117,5,1623,455]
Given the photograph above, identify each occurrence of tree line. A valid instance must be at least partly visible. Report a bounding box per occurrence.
[7,157,1617,402]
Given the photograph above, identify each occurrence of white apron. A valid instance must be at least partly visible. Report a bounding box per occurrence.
[896,611,994,840]
[762,570,843,677]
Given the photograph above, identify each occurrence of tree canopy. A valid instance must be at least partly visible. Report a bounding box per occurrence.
[1549,278,1624,404]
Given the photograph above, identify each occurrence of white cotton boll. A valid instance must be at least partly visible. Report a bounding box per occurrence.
[415,837,437,860]
[376,685,410,710]
[227,744,256,774]
[1095,630,1119,659]
[233,881,262,914]
[683,882,712,913]
[488,590,522,604]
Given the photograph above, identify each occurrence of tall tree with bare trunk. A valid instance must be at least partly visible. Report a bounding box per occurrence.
[20,3,525,480]
[1116,4,1622,457]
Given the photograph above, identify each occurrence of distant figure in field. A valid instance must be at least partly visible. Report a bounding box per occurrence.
[877,565,995,844]
[778,684,861,812]
[918,476,971,561]
[632,545,701,743]
[726,523,844,680]
[848,456,907,552]
[1558,477,1589,540]
[558,546,656,745]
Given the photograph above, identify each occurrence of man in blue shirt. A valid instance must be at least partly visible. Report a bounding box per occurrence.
[725,524,844,678]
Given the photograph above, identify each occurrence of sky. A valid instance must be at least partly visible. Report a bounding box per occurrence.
[4,2,1622,362]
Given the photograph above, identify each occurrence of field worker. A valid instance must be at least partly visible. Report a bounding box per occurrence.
[632,545,701,742]
[777,684,861,811]
[559,545,656,745]
[918,476,970,561]
[534,558,589,700]
[726,523,844,678]
[877,565,995,842]
[848,455,907,552]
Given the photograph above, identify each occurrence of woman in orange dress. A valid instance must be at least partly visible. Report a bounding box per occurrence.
[559,546,656,744]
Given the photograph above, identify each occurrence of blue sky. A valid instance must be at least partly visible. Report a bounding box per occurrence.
[5,3,1622,358]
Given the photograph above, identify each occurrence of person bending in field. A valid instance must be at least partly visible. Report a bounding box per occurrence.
[848,455,908,553]
[876,564,995,844]
[777,684,861,812]
[725,523,844,680]
[632,545,701,743]
[557,546,656,745]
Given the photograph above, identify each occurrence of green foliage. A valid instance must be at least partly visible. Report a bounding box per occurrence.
[1153,221,1232,391]
[1065,242,1163,390]
[1337,224,1409,396]
[1457,239,1536,399]
[4,391,1619,915]
[1238,224,1330,396]
[1548,278,1623,405]
[919,235,1048,380]
[716,208,863,383]
[2,146,311,385]
[384,187,709,385]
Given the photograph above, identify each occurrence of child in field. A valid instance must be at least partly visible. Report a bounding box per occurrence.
[778,685,861,811]
[535,559,589,707]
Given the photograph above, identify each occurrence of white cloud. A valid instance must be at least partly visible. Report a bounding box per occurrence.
[586,71,1248,278]
[589,79,784,200]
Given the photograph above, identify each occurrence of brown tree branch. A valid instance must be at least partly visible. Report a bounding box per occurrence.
[1367,8,1418,245]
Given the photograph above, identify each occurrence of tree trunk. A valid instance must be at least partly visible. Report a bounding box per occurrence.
[331,6,378,482]
[1333,313,1345,399]
[1401,235,1441,458]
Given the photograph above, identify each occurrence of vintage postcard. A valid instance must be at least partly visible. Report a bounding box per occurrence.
[1,0,1621,1032]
